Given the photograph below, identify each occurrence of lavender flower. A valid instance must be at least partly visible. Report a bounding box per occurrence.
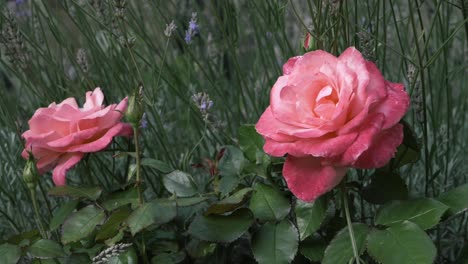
[184,30,192,44]
[189,12,199,34]
[164,20,177,38]
[185,12,199,44]
[140,112,148,129]
[191,92,213,121]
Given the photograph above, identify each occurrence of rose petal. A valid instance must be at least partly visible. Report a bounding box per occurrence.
[263,132,358,158]
[337,113,385,166]
[52,153,84,185]
[83,87,104,110]
[354,124,404,168]
[283,56,301,75]
[57,98,79,108]
[283,155,347,202]
[67,122,130,152]
[46,127,99,148]
[373,81,410,129]
[256,107,330,141]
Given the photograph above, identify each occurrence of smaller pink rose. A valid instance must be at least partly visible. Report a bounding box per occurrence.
[22,88,133,185]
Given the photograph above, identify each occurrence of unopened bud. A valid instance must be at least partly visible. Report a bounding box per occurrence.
[303,32,316,52]
[23,154,39,190]
[125,89,143,127]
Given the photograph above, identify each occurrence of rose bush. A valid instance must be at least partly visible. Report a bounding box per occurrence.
[22,88,133,185]
[256,47,410,202]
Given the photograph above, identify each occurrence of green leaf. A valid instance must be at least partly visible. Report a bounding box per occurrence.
[96,207,132,241]
[48,185,102,200]
[362,171,408,204]
[238,125,265,161]
[295,196,327,241]
[188,208,253,243]
[64,254,91,264]
[61,205,105,244]
[49,199,79,231]
[393,120,420,168]
[108,247,138,264]
[127,200,176,235]
[375,198,449,230]
[205,188,253,215]
[438,183,468,215]
[249,183,290,221]
[251,220,299,264]
[367,221,436,264]
[0,243,21,264]
[102,188,139,211]
[299,238,327,263]
[163,171,197,197]
[141,158,173,174]
[175,197,208,207]
[32,260,55,264]
[29,239,66,259]
[218,146,245,177]
[186,239,216,258]
[7,230,40,245]
[218,174,240,196]
[151,252,185,264]
[322,223,370,264]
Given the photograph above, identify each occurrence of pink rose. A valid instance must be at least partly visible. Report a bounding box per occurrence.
[22,88,133,185]
[255,47,410,202]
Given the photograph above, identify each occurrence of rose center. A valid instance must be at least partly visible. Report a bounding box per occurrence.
[313,85,339,119]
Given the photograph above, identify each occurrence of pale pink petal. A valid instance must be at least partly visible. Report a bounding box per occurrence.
[255,107,330,141]
[337,113,385,166]
[57,98,79,108]
[364,62,387,105]
[283,56,301,75]
[36,151,62,173]
[283,156,347,202]
[22,131,63,152]
[79,97,129,131]
[28,112,70,136]
[46,127,99,148]
[354,124,404,168]
[52,153,84,185]
[300,50,338,74]
[67,123,130,152]
[83,87,104,110]
[338,48,369,91]
[372,81,410,129]
[263,132,358,157]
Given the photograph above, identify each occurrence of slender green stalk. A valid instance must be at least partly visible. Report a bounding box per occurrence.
[134,126,143,206]
[153,38,170,101]
[341,182,361,264]
[30,188,47,239]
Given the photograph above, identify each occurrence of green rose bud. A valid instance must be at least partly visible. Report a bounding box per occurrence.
[125,89,143,128]
[23,154,39,190]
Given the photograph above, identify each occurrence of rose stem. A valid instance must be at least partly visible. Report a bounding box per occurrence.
[134,126,143,206]
[341,181,361,264]
[30,188,47,239]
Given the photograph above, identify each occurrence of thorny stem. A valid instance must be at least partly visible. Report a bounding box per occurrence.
[30,188,47,239]
[134,126,143,206]
[341,182,361,264]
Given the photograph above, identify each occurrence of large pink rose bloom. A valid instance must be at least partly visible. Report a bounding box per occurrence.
[256,47,410,202]
[22,88,133,185]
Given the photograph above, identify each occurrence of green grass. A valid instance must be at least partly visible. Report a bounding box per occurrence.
[0,0,466,262]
